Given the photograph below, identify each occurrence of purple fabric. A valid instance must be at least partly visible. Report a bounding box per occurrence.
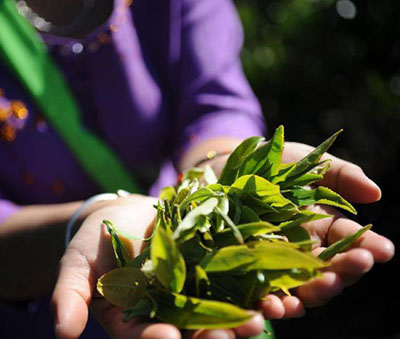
[0,0,265,336]
[0,199,21,224]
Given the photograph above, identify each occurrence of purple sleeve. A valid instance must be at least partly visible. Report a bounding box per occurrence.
[0,194,20,224]
[172,0,266,161]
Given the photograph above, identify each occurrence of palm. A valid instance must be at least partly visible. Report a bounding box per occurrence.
[52,143,394,337]
[52,195,264,339]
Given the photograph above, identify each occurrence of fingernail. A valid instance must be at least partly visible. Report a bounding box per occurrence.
[367,178,382,199]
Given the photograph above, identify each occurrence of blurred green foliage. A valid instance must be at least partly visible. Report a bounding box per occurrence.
[237,0,400,175]
[235,0,399,337]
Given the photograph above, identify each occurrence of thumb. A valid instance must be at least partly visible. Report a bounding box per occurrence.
[52,248,94,339]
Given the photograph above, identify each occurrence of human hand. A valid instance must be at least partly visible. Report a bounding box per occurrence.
[52,194,265,339]
[259,141,395,319]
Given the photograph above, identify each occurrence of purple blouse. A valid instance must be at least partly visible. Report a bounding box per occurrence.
[0,0,265,336]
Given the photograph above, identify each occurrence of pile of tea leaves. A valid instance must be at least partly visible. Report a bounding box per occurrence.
[97,126,371,329]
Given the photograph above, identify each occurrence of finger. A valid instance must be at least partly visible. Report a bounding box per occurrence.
[281,296,305,318]
[282,142,381,203]
[317,158,381,203]
[233,313,265,338]
[259,294,285,319]
[327,217,395,262]
[295,272,342,308]
[52,248,94,339]
[323,248,374,287]
[90,298,182,339]
[184,329,235,339]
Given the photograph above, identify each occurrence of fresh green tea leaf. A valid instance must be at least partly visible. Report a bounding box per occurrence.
[150,290,253,329]
[104,220,132,267]
[123,298,154,322]
[284,186,357,214]
[287,130,342,179]
[266,268,319,295]
[281,226,312,251]
[195,265,210,297]
[127,246,150,269]
[318,224,372,261]
[278,210,331,231]
[240,206,261,223]
[97,267,148,308]
[270,163,296,184]
[204,165,218,184]
[237,126,284,179]
[201,241,328,273]
[160,186,176,201]
[151,226,186,293]
[216,207,244,244]
[214,221,280,247]
[174,197,219,242]
[218,136,264,185]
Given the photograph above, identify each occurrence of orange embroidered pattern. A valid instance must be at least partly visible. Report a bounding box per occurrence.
[0,89,29,142]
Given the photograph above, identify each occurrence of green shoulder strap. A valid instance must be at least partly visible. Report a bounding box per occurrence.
[0,0,141,193]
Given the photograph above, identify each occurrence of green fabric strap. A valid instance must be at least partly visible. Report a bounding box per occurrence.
[0,0,141,193]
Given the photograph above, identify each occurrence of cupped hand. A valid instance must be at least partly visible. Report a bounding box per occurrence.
[260,142,395,319]
[52,194,265,339]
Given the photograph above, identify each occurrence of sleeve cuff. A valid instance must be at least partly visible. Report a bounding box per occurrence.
[0,200,21,225]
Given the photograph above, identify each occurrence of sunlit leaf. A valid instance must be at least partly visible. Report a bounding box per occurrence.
[287,130,342,179]
[160,186,176,201]
[281,225,312,251]
[195,265,210,297]
[319,224,372,261]
[151,226,186,293]
[218,136,264,185]
[284,186,357,214]
[150,290,253,329]
[201,241,328,273]
[238,126,284,179]
[214,221,280,247]
[174,197,219,242]
[104,220,132,267]
[266,268,319,295]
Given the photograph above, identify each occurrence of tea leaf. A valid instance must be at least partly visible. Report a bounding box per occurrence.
[201,241,328,273]
[123,298,154,322]
[174,197,219,242]
[281,226,312,251]
[97,267,148,308]
[104,220,132,267]
[238,126,284,179]
[318,224,372,261]
[127,246,150,269]
[160,186,176,201]
[278,210,331,231]
[271,163,296,184]
[219,136,264,185]
[281,161,331,188]
[180,187,220,213]
[151,226,186,293]
[287,130,342,179]
[240,206,261,223]
[214,222,280,247]
[150,290,253,329]
[266,269,319,295]
[284,186,356,214]
[204,165,218,184]
[195,265,210,297]
[216,207,244,244]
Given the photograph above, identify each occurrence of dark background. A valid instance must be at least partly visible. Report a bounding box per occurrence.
[235,0,400,337]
